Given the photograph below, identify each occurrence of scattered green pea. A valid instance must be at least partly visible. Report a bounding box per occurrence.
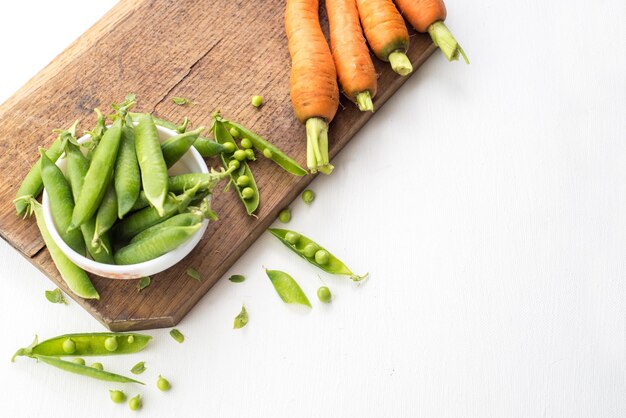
[170,329,184,343]
[317,286,332,303]
[72,357,86,365]
[131,361,146,375]
[233,149,247,161]
[301,189,315,204]
[229,127,240,138]
[240,138,252,149]
[110,390,127,404]
[228,159,240,170]
[285,231,300,245]
[245,149,255,160]
[278,208,291,223]
[91,362,104,371]
[303,243,319,258]
[263,148,273,159]
[251,95,263,107]
[157,375,171,391]
[223,142,236,154]
[129,394,142,410]
[104,337,118,352]
[62,339,76,354]
[241,187,255,200]
[236,175,250,187]
[127,335,135,344]
[315,250,330,265]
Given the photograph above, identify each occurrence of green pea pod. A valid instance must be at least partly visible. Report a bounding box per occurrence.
[223,119,307,176]
[265,269,311,307]
[114,223,202,265]
[17,198,99,299]
[268,228,367,281]
[15,137,65,216]
[64,142,114,264]
[129,211,204,244]
[167,168,234,194]
[135,114,169,216]
[112,183,202,242]
[71,118,123,229]
[13,333,151,359]
[115,122,141,218]
[161,127,205,168]
[213,119,259,215]
[40,150,86,255]
[32,355,144,384]
[130,191,151,212]
[93,182,118,248]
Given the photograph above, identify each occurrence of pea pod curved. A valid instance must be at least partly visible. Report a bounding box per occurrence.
[33,355,144,384]
[135,113,169,217]
[129,211,204,244]
[13,333,151,358]
[161,127,205,168]
[93,182,118,249]
[265,269,311,307]
[268,228,367,281]
[115,121,141,218]
[167,168,233,194]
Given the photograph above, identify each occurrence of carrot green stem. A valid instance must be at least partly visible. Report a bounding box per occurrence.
[388,51,413,76]
[305,118,334,175]
[356,91,374,112]
[427,21,469,64]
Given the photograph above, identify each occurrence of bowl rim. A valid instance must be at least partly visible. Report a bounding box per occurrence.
[41,124,209,279]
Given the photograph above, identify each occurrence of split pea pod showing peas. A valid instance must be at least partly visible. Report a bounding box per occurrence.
[115,120,141,218]
[223,119,308,176]
[114,223,203,265]
[213,119,259,215]
[40,149,86,255]
[134,113,169,217]
[161,126,205,168]
[32,355,143,384]
[70,117,123,230]
[268,228,367,281]
[64,141,114,263]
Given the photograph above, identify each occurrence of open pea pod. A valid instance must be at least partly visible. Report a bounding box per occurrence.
[32,355,144,385]
[268,228,367,282]
[213,119,260,215]
[12,333,151,360]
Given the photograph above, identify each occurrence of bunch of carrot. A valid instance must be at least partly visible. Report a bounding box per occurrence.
[286,0,467,174]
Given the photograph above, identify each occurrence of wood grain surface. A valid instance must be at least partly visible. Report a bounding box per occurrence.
[0,0,435,330]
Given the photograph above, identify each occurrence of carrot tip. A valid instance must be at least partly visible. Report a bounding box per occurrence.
[428,21,469,64]
[389,51,413,76]
[305,118,334,175]
[356,92,374,112]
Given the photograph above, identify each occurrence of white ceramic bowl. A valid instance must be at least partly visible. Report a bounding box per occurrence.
[42,124,209,279]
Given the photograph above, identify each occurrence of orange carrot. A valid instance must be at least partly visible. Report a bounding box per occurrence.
[286,0,339,174]
[355,0,413,76]
[394,0,468,63]
[326,0,377,112]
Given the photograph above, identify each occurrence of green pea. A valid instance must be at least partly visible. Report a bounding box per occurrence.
[104,337,118,352]
[222,141,236,153]
[229,127,240,138]
[240,138,252,149]
[234,150,247,161]
[263,148,273,159]
[72,357,86,365]
[278,208,291,223]
[127,335,135,344]
[241,187,255,200]
[91,362,104,371]
[110,390,126,404]
[62,339,76,354]
[285,231,300,245]
[315,250,330,265]
[228,159,241,170]
[236,175,250,187]
[301,189,315,204]
[157,375,171,391]
[251,95,263,107]
[303,243,319,258]
[245,149,256,160]
[317,286,332,303]
[129,394,142,410]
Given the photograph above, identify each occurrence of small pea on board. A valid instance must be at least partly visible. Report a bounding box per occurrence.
[169,329,184,343]
[186,267,202,282]
[131,361,146,375]
[137,277,151,291]
[228,274,246,283]
[45,288,67,305]
[233,305,249,329]
[265,269,311,308]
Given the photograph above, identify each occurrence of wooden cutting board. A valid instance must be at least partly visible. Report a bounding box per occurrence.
[0,0,435,330]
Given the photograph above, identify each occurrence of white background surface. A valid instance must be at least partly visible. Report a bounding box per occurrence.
[0,1,624,417]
